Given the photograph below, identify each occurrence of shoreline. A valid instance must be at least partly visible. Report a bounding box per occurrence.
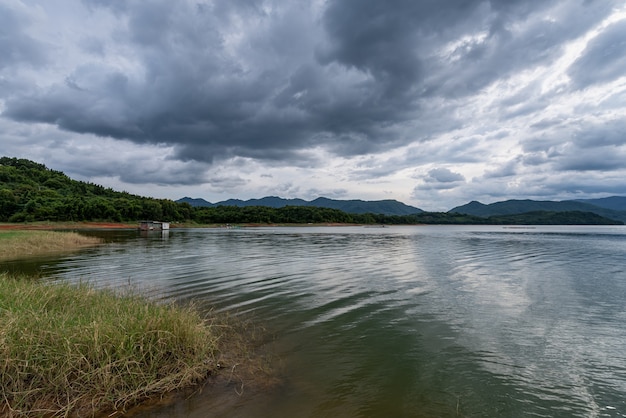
[0,222,137,230]
[0,229,276,417]
[0,221,364,231]
[0,230,103,262]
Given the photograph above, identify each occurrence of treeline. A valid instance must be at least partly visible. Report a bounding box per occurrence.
[351,211,621,225]
[0,157,622,225]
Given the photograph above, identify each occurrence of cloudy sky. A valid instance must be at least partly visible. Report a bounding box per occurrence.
[2,0,626,211]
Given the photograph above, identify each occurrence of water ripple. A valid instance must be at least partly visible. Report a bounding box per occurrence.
[24,225,626,417]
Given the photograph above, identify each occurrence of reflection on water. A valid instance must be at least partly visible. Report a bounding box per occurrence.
[5,225,626,417]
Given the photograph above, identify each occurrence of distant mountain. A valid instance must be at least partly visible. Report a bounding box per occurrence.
[177,196,309,208]
[221,196,310,208]
[306,197,423,215]
[487,211,622,225]
[177,196,423,216]
[177,197,213,207]
[449,198,626,223]
[571,196,626,211]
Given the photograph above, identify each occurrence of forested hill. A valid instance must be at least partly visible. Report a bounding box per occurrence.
[572,196,626,211]
[0,157,191,222]
[449,199,626,224]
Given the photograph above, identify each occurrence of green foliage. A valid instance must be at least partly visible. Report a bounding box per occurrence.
[487,210,623,225]
[0,157,188,223]
[450,198,626,223]
[194,205,355,224]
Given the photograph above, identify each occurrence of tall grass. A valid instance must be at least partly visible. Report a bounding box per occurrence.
[0,231,102,261]
[0,273,219,417]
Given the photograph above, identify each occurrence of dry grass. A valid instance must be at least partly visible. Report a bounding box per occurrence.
[0,273,220,417]
[0,231,102,261]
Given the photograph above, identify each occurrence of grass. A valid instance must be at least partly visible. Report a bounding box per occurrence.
[0,273,220,417]
[0,231,102,261]
[0,230,277,416]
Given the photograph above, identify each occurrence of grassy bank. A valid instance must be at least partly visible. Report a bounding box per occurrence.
[0,222,137,230]
[0,273,219,417]
[0,230,102,261]
[0,230,275,416]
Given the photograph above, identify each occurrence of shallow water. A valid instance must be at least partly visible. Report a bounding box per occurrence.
[6,225,626,417]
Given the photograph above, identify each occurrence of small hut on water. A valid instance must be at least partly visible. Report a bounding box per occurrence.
[138,221,170,231]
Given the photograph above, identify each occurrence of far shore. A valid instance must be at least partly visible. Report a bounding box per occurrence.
[0,221,137,230]
[0,221,365,231]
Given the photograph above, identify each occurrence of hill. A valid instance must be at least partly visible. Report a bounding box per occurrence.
[177,196,311,208]
[0,157,191,222]
[177,196,423,216]
[571,196,626,211]
[487,211,622,225]
[449,199,626,223]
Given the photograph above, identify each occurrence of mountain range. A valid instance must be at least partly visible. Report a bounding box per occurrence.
[177,196,424,216]
[178,195,626,222]
[449,197,626,223]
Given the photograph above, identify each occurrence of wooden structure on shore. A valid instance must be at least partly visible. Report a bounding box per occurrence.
[138,221,170,231]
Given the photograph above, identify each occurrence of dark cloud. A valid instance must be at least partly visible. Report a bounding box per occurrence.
[528,172,626,197]
[483,160,519,178]
[205,175,249,191]
[47,147,212,186]
[416,167,466,190]
[80,0,129,15]
[556,146,626,171]
[4,0,618,168]
[522,118,626,157]
[570,119,626,149]
[521,152,549,166]
[518,116,626,176]
[530,118,566,130]
[427,167,465,183]
[569,20,626,89]
[0,4,48,70]
[420,0,614,98]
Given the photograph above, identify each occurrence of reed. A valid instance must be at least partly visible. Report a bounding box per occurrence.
[0,231,102,261]
[0,273,219,417]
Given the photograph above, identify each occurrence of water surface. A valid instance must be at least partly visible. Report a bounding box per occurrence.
[8,225,626,417]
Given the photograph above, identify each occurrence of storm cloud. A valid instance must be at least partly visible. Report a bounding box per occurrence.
[1,0,626,210]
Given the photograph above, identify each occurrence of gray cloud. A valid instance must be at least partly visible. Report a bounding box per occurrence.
[416,167,466,191]
[483,160,519,178]
[427,167,465,183]
[569,20,626,89]
[206,175,249,192]
[0,4,48,70]
[5,0,618,166]
[556,146,626,172]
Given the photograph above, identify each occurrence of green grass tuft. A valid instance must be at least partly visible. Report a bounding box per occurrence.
[0,273,219,417]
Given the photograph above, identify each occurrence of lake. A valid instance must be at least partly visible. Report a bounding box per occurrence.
[6,225,626,417]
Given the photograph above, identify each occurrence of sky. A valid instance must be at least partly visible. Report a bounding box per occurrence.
[2,0,626,211]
